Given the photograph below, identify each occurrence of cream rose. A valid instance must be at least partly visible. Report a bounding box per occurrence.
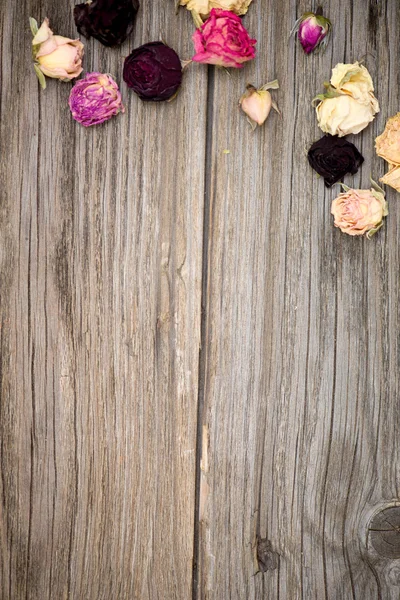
[314,62,379,137]
[317,94,377,137]
[380,165,400,193]
[180,0,252,17]
[31,17,84,88]
[375,113,400,166]
[331,186,388,238]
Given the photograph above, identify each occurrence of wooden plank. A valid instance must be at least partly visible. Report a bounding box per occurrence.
[0,1,206,598]
[197,0,400,598]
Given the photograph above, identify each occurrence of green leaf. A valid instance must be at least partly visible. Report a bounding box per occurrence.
[29,17,38,36]
[34,64,46,89]
[259,79,279,91]
[370,177,385,195]
[339,183,351,192]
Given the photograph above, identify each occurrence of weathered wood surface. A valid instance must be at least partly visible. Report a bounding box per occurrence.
[198,1,400,599]
[1,0,400,599]
[0,1,206,598]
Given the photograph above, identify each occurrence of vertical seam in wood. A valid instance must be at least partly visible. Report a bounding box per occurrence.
[192,65,214,600]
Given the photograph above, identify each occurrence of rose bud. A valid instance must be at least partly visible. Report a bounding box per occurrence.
[331,183,388,238]
[179,0,252,17]
[192,8,256,68]
[313,62,379,137]
[74,0,139,47]
[308,135,364,187]
[123,42,182,101]
[69,73,124,127]
[30,17,84,89]
[375,112,400,166]
[291,8,331,54]
[239,81,279,129]
[380,165,400,193]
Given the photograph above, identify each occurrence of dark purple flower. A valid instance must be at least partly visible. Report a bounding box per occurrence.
[69,72,124,126]
[123,42,182,102]
[291,8,331,54]
[308,135,364,187]
[74,0,139,47]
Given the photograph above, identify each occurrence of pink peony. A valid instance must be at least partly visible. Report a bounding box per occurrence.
[192,9,256,68]
[69,73,124,127]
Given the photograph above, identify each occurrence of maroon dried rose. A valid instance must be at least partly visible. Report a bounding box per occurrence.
[123,42,182,101]
[308,135,364,187]
[74,0,139,47]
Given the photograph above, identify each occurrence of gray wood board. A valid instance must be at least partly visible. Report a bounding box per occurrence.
[1,0,400,599]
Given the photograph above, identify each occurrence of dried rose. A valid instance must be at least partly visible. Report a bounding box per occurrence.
[375,113,400,166]
[331,183,388,238]
[69,73,124,127]
[74,0,139,47]
[239,81,279,129]
[291,8,331,54]
[307,135,364,187]
[313,62,379,136]
[380,165,400,193]
[30,17,84,89]
[123,42,182,101]
[179,0,252,17]
[192,9,256,68]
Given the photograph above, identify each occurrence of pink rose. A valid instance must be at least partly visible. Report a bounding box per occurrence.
[331,187,388,238]
[192,9,256,68]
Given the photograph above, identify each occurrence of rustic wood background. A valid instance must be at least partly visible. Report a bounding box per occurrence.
[1,0,400,598]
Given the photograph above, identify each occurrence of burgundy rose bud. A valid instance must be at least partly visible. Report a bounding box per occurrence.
[74,0,140,47]
[291,7,331,54]
[123,42,183,101]
[69,72,124,126]
[308,135,364,188]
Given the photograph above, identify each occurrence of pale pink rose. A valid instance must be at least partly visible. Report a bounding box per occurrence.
[192,9,256,68]
[32,18,84,81]
[331,187,388,238]
[239,80,279,128]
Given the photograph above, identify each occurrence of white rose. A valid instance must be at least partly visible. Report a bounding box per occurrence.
[317,94,376,137]
[314,61,379,136]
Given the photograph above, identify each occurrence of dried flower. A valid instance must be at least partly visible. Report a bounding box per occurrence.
[30,17,84,89]
[69,72,124,127]
[308,135,364,187]
[179,0,252,17]
[123,42,182,101]
[313,62,379,136]
[375,113,400,166]
[331,183,387,238]
[74,0,140,47]
[192,9,256,68]
[239,81,279,129]
[380,165,400,193]
[291,8,331,54]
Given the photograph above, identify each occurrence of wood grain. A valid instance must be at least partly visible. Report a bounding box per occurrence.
[0,1,206,598]
[197,1,400,599]
[2,0,400,599]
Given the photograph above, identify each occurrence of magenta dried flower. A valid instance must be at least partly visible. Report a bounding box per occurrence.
[74,0,139,47]
[69,73,124,126]
[123,42,182,101]
[291,7,331,54]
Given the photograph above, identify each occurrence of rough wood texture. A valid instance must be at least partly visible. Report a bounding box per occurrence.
[1,0,400,599]
[197,1,400,599]
[0,1,206,598]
